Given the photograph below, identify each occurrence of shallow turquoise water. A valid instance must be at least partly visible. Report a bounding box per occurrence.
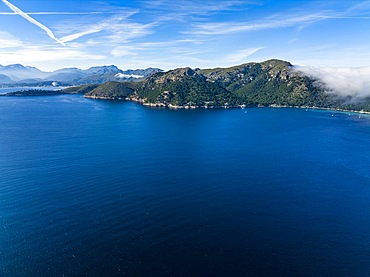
[1,95,370,276]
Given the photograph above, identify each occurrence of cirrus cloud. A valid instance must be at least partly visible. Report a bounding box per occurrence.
[1,0,65,46]
[0,31,22,48]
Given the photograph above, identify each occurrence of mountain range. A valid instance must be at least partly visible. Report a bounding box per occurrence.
[2,59,369,112]
[85,59,370,112]
[0,64,162,85]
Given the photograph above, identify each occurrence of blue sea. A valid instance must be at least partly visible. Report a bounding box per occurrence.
[1,94,370,276]
[0,86,66,95]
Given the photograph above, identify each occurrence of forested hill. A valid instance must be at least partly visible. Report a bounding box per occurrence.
[124,59,369,111]
[84,81,140,99]
[4,59,370,112]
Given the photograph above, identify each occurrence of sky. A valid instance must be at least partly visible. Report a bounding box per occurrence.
[1,0,370,71]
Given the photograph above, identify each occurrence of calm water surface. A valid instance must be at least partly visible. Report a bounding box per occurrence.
[1,95,370,276]
[0,86,66,95]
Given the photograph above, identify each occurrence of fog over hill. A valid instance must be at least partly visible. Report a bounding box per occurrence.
[2,59,370,112]
[2,61,368,100]
[293,66,370,98]
[77,59,368,112]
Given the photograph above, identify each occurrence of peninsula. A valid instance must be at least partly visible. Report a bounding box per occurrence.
[2,59,370,113]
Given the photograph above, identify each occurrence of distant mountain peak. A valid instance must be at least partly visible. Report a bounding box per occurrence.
[169,67,197,76]
[85,65,122,75]
[0,74,14,83]
[0,64,163,85]
[7,64,26,69]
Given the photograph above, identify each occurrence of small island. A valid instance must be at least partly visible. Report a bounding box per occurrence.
[0,89,64,97]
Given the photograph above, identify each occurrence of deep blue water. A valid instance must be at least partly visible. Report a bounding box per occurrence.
[1,95,370,276]
[0,86,67,95]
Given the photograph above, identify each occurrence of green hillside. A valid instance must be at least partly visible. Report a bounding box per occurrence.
[133,68,234,106]
[126,60,329,108]
[63,84,99,94]
[126,59,370,111]
[84,81,139,99]
[22,59,366,112]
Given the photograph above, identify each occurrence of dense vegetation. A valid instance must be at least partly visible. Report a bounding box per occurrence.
[84,81,140,99]
[198,60,342,108]
[0,89,65,96]
[134,68,235,106]
[3,59,370,112]
[129,59,370,111]
[63,84,99,94]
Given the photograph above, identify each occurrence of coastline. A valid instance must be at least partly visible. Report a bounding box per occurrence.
[84,95,127,100]
[268,104,370,115]
[124,96,370,115]
[2,91,369,115]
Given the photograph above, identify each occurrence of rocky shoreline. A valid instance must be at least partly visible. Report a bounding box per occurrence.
[2,89,369,115]
[84,95,127,100]
[124,96,370,115]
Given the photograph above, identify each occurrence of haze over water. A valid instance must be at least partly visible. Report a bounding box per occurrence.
[1,94,370,276]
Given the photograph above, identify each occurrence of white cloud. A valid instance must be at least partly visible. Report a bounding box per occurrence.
[55,11,153,45]
[0,47,105,65]
[105,22,156,44]
[347,0,370,13]
[137,39,201,48]
[60,29,102,43]
[142,0,246,15]
[0,11,119,15]
[1,0,65,46]
[111,40,206,62]
[225,47,264,63]
[0,31,22,48]
[189,14,328,35]
[111,46,139,57]
[115,73,143,79]
[294,66,370,98]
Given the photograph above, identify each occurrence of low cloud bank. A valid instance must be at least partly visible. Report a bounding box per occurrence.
[293,65,370,98]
